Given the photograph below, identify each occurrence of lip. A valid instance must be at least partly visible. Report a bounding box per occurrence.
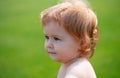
[48,52,56,54]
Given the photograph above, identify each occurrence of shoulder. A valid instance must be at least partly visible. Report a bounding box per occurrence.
[65,58,96,78]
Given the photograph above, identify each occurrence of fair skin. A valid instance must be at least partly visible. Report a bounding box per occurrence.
[43,21,96,78]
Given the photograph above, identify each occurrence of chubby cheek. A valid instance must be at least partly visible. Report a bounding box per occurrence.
[57,42,79,55]
[55,43,70,56]
[54,44,62,52]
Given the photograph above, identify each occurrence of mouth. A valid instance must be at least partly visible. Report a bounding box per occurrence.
[48,52,56,54]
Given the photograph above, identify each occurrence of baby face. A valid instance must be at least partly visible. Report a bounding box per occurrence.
[43,21,80,63]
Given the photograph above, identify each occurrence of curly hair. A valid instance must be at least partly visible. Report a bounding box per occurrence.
[41,0,98,58]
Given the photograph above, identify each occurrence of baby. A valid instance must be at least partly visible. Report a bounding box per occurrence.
[40,0,98,78]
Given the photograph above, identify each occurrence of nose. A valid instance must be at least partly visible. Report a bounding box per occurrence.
[45,39,53,49]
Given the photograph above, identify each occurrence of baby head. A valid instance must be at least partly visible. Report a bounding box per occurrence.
[41,0,98,58]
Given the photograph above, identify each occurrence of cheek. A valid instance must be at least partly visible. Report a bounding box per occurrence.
[54,43,66,53]
[54,41,79,53]
[55,44,69,54]
[54,43,62,50]
[63,43,79,54]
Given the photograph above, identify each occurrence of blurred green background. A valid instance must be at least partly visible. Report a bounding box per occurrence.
[0,0,120,78]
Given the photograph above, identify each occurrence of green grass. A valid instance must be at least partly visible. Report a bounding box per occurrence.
[0,0,120,78]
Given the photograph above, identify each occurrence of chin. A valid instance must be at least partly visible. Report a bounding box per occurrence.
[51,58,61,62]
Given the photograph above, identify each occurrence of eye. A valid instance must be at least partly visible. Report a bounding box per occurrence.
[45,35,49,40]
[54,37,60,41]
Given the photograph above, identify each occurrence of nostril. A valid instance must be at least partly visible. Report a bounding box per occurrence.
[45,40,53,49]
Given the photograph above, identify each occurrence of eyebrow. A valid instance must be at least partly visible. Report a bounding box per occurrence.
[44,34,63,38]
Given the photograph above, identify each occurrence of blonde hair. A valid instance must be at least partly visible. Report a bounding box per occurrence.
[41,0,98,58]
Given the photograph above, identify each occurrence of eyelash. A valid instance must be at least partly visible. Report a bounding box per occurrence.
[45,36,49,39]
[45,36,60,41]
[54,37,60,41]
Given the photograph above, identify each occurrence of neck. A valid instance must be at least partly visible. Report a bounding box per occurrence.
[61,57,85,67]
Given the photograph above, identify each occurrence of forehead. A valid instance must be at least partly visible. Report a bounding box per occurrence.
[43,21,66,36]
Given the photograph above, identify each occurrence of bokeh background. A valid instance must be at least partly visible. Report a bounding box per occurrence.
[0,0,120,78]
